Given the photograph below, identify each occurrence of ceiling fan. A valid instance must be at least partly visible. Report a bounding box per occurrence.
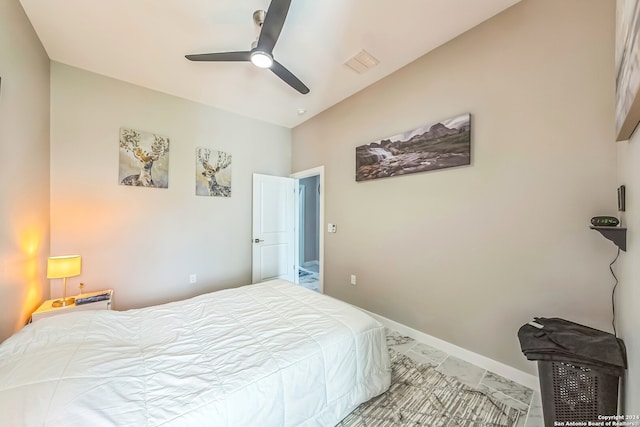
[185,0,310,95]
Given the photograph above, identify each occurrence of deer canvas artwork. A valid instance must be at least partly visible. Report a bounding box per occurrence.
[119,127,170,188]
[196,147,232,197]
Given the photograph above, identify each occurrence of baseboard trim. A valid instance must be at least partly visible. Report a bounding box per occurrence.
[360,308,540,391]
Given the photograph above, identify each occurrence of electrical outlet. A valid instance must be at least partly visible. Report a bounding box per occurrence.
[189,274,197,284]
[351,274,356,285]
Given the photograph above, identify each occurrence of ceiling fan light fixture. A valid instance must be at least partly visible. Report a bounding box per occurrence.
[250,50,273,69]
[186,1,308,94]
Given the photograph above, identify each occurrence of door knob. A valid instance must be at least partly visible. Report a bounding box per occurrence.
[254,238,264,243]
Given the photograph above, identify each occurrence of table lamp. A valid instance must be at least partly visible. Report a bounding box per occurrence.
[47,255,82,307]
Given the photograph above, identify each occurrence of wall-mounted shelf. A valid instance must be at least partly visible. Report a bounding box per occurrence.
[590,226,627,251]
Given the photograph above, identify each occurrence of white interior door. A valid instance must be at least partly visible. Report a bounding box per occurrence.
[252,174,296,283]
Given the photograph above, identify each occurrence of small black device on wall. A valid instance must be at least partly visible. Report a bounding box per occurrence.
[618,185,626,212]
[591,216,620,227]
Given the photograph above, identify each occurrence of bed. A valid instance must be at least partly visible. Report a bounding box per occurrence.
[0,279,390,426]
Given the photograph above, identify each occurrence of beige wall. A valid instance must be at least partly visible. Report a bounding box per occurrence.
[292,0,617,375]
[615,0,640,414]
[617,140,640,412]
[50,63,291,309]
[0,0,51,342]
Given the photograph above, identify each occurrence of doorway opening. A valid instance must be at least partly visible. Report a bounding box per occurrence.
[292,166,324,293]
[298,175,320,291]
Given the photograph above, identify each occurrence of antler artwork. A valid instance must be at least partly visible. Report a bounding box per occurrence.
[120,128,170,187]
[197,148,232,197]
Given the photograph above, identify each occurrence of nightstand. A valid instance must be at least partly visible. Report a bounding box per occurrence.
[31,289,113,322]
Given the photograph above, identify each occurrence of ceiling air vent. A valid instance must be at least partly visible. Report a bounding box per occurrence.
[345,49,379,74]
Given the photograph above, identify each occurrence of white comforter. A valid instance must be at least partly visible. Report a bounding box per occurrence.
[0,280,390,426]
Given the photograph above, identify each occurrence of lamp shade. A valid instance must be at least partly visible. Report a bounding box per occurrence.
[47,255,82,279]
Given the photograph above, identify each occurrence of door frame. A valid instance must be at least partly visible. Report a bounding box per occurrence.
[298,183,306,273]
[291,166,324,293]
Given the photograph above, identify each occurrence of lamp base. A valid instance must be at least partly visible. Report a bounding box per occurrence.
[52,297,75,308]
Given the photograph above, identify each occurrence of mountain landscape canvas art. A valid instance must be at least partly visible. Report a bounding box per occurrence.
[356,113,471,181]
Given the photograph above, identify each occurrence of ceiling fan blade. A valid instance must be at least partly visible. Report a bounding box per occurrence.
[257,0,291,53]
[271,60,309,94]
[185,51,251,62]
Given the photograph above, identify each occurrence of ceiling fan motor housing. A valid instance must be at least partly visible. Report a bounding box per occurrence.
[253,10,266,28]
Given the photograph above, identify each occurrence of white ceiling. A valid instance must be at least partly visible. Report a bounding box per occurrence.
[19,0,521,128]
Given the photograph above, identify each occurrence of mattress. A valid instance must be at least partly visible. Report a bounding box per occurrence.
[0,279,390,426]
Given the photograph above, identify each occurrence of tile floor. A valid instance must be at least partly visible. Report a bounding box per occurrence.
[298,261,320,292]
[387,329,544,427]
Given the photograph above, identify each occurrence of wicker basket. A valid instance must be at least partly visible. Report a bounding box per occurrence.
[538,360,619,426]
